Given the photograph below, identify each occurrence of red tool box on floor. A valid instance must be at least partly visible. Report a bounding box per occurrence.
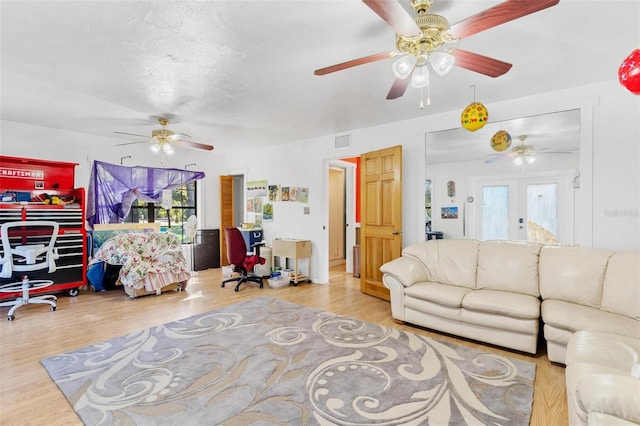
[0,155,87,299]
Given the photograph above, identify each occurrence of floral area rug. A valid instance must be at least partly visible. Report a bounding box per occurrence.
[41,296,535,425]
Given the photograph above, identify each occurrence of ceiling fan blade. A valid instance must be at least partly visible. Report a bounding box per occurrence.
[114,131,149,138]
[386,77,411,100]
[484,153,507,164]
[314,52,396,76]
[362,0,421,36]
[168,132,192,140]
[116,140,149,146]
[175,140,214,151]
[451,49,512,77]
[449,0,559,40]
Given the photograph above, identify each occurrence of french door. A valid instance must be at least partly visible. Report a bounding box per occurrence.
[470,174,573,244]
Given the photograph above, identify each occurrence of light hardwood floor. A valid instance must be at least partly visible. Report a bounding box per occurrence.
[0,267,568,425]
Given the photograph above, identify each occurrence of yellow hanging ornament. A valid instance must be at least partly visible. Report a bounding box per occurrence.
[461,102,488,132]
[490,130,512,152]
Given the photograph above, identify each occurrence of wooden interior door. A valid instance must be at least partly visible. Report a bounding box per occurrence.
[360,145,402,301]
[219,175,235,266]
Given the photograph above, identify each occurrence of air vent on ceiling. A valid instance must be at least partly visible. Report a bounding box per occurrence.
[334,134,351,149]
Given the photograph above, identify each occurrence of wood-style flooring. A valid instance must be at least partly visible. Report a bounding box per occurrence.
[0,266,567,425]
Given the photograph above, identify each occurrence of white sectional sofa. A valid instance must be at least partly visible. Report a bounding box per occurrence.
[540,247,640,363]
[380,239,543,354]
[380,239,640,359]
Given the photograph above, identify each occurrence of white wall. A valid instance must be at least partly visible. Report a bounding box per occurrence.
[2,79,639,284]
[591,82,640,250]
[221,79,639,284]
[0,121,227,230]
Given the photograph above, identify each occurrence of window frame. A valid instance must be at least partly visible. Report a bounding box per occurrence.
[125,181,198,243]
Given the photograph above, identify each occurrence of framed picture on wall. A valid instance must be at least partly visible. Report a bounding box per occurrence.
[268,185,281,201]
[441,206,458,219]
[297,187,308,203]
[263,203,273,221]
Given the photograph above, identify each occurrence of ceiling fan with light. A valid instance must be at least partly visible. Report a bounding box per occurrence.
[115,117,214,155]
[484,134,573,166]
[314,0,559,103]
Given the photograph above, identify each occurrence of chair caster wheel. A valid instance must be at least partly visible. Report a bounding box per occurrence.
[8,315,15,321]
[67,288,79,297]
[51,306,56,312]
[221,284,225,288]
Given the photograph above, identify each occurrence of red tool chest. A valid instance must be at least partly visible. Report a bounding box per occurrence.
[0,156,87,298]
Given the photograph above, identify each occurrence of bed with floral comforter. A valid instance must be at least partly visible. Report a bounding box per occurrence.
[90,232,191,292]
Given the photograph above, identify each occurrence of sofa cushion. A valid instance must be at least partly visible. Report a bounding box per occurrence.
[462,289,540,320]
[404,282,471,308]
[460,310,539,335]
[541,300,640,339]
[539,246,613,308]
[600,251,640,320]
[477,240,542,297]
[405,299,461,321]
[403,239,479,289]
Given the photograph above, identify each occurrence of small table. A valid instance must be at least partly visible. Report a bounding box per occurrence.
[426,231,444,240]
[271,238,311,285]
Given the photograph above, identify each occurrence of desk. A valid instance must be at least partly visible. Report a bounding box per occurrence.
[271,238,311,285]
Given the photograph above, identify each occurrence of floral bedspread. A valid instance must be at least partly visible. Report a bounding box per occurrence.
[90,232,191,290]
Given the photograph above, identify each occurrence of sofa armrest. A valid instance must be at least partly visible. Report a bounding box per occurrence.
[380,256,429,322]
[576,374,640,424]
[380,256,428,288]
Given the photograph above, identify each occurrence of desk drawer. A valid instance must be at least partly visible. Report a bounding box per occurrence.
[272,239,311,258]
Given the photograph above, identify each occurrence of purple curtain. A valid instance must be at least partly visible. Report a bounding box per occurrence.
[86,161,205,228]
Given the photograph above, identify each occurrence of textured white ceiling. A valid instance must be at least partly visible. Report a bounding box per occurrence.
[1,1,638,157]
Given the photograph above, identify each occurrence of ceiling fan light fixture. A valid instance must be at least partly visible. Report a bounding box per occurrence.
[525,155,536,164]
[162,143,175,155]
[150,143,161,154]
[428,51,455,76]
[513,156,524,166]
[411,63,430,88]
[392,55,416,79]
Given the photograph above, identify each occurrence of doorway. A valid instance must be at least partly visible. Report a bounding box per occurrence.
[328,167,346,268]
[326,159,356,280]
[219,173,245,266]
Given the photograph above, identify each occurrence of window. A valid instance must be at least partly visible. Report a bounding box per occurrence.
[125,181,197,243]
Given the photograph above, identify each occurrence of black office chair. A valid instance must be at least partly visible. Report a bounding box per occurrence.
[221,227,265,292]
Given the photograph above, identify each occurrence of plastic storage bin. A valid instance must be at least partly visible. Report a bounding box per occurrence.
[268,277,289,288]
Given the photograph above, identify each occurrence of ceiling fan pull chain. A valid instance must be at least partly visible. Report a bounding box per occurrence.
[419,88,424,109]
[427,85,432,106]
